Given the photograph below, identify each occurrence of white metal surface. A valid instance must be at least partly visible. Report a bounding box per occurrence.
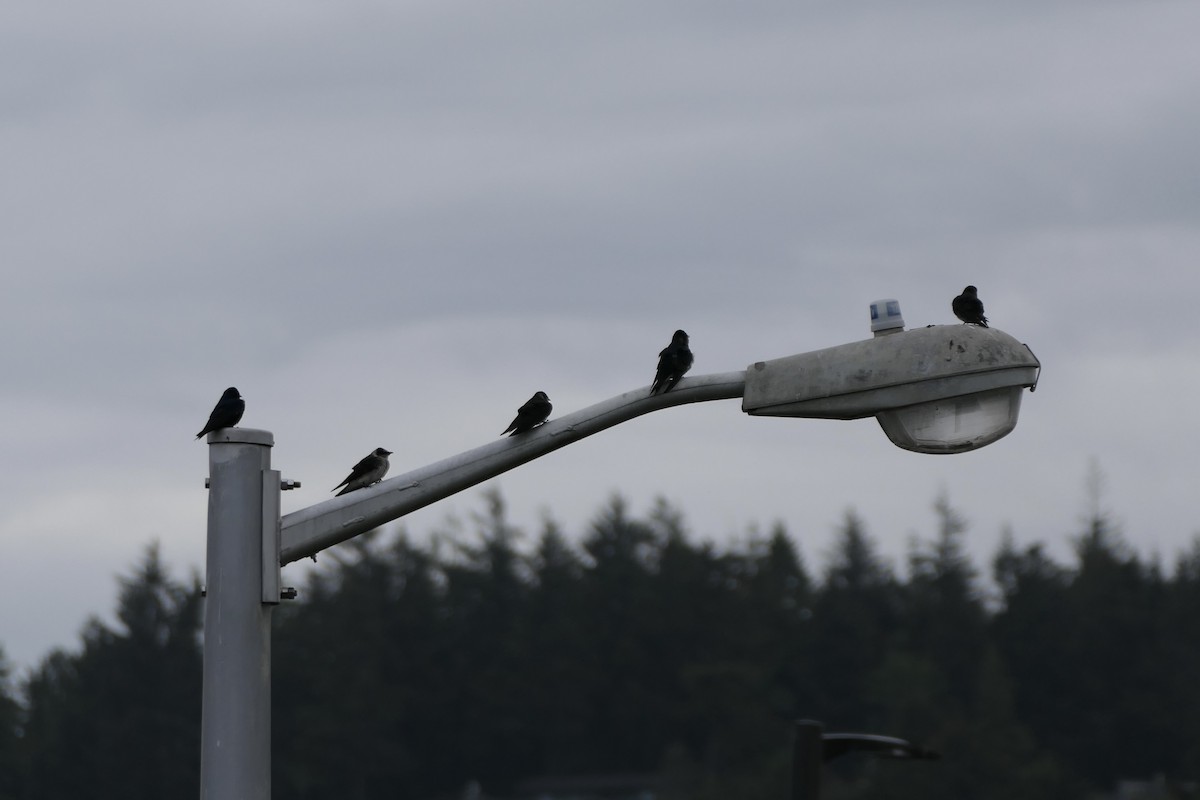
[201,428,274,800]
[742,324,1040,420]
[279,372,747,565]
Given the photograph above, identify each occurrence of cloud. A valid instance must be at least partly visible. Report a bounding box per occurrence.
[3,0,1200,672]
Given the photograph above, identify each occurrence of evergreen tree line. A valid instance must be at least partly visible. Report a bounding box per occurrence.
[2,489,1199,800]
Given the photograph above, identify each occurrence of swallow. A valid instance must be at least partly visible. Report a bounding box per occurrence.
[502,391,552,436]
[333,447,393,496]
[650,329,694,395]
[196,387,245,439]
[952,285,988,327]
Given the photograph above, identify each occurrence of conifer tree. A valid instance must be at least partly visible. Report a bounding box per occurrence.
[810,509,898,727]
[20,544,202,800]
[0,648,20,800]
[902,495,987,706]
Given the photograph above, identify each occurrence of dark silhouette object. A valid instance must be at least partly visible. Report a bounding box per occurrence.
[650,329,694,395]
[952,285,989,327]
[821,733,940,762]
[332,448,392,496]
[792,719,938,800]
[502,391,552,436]
[196,387,245,439]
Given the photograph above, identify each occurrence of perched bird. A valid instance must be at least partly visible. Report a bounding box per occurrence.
[196,387,245,439]
[952,285,988,327]
[332,447,393,496]
[650,329,694,395]
[502,391,552,436]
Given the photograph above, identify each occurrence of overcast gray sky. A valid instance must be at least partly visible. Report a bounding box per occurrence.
[4,1,1200,674]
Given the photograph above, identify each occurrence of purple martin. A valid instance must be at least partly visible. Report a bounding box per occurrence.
[650,329,694,395]
[195,387,245,439]
[333,448,392,496]
[952,285,988,327]
[502,391,552,436]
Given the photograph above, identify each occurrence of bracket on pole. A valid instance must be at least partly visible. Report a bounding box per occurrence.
[261,468,282,604]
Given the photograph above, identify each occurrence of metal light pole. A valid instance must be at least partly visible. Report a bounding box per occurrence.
[792,720,825,800]
[791,718,940,799]
[198,377,744,799]
[199,305,1039,798]
[200,428,279,800]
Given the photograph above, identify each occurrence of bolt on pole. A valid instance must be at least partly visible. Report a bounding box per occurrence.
[201,428,276,800]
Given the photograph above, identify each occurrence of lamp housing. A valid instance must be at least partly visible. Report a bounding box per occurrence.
[742,324,1040,453]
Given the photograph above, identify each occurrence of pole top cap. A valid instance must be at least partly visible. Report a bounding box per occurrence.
[205,427,274,447]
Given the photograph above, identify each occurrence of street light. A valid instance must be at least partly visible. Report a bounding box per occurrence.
[743,299,1041,454]
[791,719,939,800]
[199,299,1040,799]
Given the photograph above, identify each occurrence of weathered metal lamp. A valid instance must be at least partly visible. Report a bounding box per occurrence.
[742,299,1040,453]
[200,296,1041,799]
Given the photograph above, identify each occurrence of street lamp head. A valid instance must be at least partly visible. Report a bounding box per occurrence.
[742,310,1040,454]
